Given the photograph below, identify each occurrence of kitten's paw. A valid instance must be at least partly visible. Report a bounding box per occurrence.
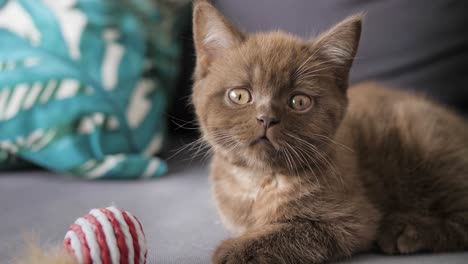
[377,217,426,254]
[212,238,271,264]
[395,225,425,254]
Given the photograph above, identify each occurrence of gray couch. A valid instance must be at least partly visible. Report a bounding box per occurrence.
[1,144,467,263]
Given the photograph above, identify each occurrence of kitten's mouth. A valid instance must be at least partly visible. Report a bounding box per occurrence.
[257,136,271,144]
[251,135,273,146]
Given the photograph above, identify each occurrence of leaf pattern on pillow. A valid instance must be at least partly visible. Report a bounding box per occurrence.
[0,0,188,178]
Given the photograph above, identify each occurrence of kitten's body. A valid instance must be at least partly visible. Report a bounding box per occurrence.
[344,83,468,253]
[211,83,468,259]
[192,1,468,263]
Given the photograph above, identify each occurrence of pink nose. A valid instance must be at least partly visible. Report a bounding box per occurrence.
[256,115,280,128]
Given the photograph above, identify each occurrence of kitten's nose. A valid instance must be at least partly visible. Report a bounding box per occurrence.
[256,115,280,128]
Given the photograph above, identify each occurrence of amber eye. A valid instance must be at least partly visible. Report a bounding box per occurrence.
[228,88,252,105]
[289,94,313,111]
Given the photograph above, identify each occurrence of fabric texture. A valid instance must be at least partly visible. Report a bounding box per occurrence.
[0,0,189,179]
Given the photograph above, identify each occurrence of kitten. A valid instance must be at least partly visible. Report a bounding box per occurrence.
[192,1,468,263]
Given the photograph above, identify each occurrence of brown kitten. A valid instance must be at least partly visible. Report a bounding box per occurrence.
[191,1,468,263]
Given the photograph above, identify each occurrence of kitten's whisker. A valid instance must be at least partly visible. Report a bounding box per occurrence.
[294,143,329,187]
[185,146,212,162]
[168,137,206,160]
[284,143,300,178]
[167,114,201,130]
[284,132,341,187]
[284,140,321,187]
[165,114,197,124]
[291,134,343,187]
[312,147,341,186]
[173,129,237,163]
[170,119,200,130]
[294,145,321,185]
[189,139,212,162]
[279,142,295,177]
[284,141,307,180]
[285,149,297,176]
[312,134,354,153]
[189,137,209,152]
[292,129,354,153]
[210,131,241,156]
[202,149,215,163]
[188,131,239,163]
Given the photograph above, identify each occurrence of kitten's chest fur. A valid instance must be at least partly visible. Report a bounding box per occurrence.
[210,156,336,233]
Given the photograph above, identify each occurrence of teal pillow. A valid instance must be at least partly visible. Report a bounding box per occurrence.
[0,0,188,179]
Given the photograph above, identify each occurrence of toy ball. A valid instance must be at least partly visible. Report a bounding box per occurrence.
[63,206,147,264]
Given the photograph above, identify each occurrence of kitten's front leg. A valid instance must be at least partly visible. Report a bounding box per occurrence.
[212,221,374,264]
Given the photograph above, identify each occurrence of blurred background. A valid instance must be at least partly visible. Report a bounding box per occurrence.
[0,0,467,263]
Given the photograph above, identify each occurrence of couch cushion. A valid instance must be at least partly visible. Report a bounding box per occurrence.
[1,162,467,263]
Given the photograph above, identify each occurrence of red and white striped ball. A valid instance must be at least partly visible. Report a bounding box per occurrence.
[63,206,147,264]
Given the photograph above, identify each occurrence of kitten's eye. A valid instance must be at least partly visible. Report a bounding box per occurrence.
[228,88,252,105]
[289,94,313,111]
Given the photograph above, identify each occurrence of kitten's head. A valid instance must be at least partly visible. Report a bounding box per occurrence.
[192,0,361,172]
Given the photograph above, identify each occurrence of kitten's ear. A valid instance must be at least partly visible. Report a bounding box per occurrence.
[313,14,363,72]
[193,0,245,76]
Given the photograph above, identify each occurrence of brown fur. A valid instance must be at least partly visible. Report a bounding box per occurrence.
[192,1,468,263]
